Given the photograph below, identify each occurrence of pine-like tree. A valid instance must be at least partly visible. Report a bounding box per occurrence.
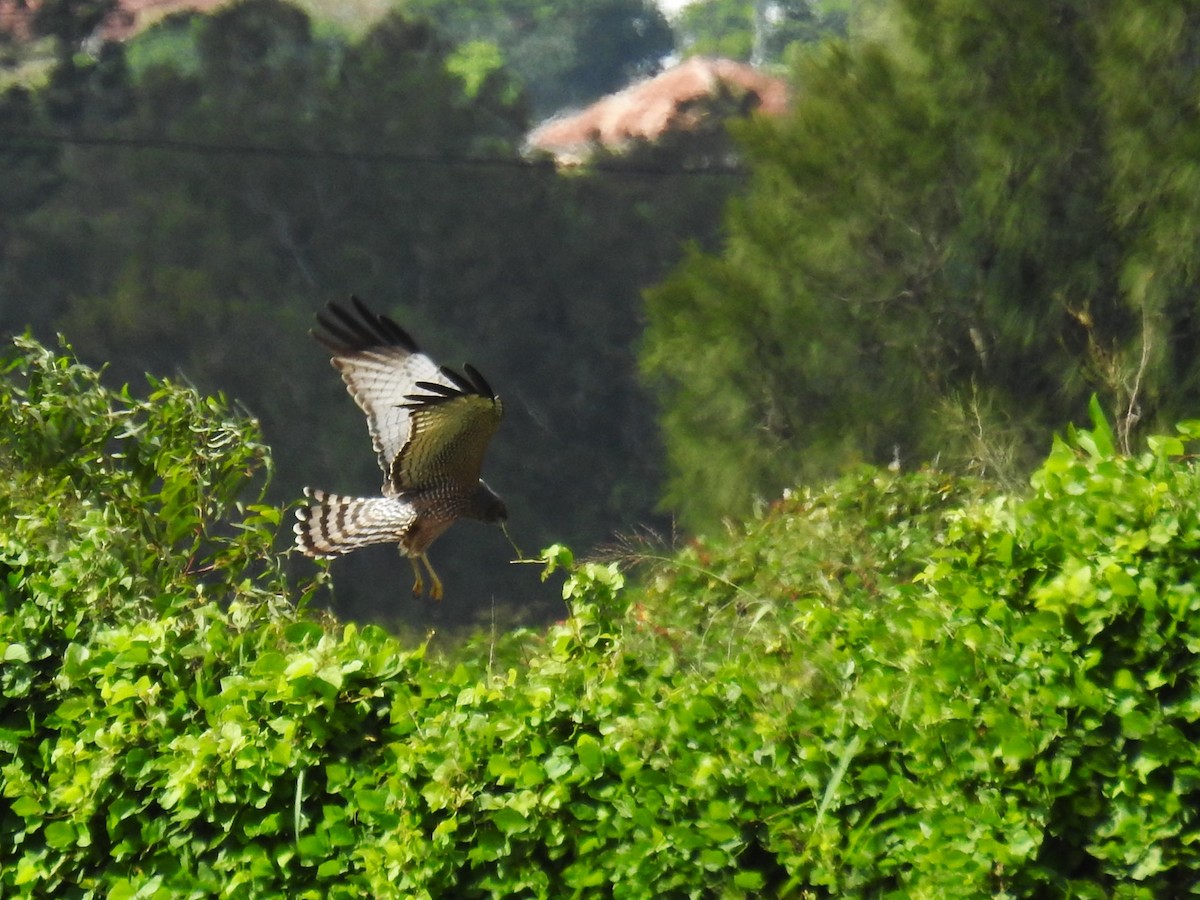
[644,0,1200,529]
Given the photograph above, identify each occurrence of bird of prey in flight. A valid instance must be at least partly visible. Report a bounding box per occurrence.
[294,297,507,601]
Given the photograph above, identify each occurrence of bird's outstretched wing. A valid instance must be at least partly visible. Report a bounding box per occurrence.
[313,296,446,483]
[397,364,504,492]
[313,297,502,493]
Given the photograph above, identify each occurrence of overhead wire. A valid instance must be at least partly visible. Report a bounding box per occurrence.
[0,2,759,180]
[0,127,749,178]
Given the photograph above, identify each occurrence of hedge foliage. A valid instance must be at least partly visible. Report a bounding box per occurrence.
[4,339,1200,896]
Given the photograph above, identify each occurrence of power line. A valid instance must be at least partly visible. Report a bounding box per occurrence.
[0,128,749,178]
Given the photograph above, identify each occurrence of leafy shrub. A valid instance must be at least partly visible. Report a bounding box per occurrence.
[4,338,1200,897]
[626,404,1200,896]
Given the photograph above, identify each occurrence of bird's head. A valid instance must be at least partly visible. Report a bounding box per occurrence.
[473,484,526,560]
[482,496,508,525]
[468,481,507,524]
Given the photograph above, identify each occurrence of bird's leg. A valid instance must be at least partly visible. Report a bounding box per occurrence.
[408,555,425,598]
[420,553,444,602]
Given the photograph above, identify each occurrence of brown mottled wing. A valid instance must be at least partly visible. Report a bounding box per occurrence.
[396,364,504,492]
[313,297,458,485]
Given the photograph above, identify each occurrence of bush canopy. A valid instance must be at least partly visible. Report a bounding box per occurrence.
[4,339,1200,896]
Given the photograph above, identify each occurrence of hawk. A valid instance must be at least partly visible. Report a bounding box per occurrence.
[294,297,507,600]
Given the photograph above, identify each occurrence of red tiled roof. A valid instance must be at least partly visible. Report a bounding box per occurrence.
[527,56,789,161]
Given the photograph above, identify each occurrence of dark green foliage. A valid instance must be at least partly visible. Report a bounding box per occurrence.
[0,86,62,225]
[674,0,851,63]
[0,0,742,625]
[32,0,117,49]
[558,0,676,106]
[404,0,675,116]
[643,0,1200,531]
[6,338,1200,894]
[31,0,128,127]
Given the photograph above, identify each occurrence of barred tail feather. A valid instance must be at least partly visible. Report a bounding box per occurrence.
[294,487,416,558]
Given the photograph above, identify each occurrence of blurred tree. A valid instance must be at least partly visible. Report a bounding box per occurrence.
[32,0,121,126]
[673,0,850,64]
[561,0,675,101]
[32,0,115,48]
[0,85,61,227]
[0,0,737,628]
[1093,2,1200,421]
[403,0,674,115]
[642,0,1199,531]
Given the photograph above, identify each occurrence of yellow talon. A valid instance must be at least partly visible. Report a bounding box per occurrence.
[409,556,424,597]
[407,554,444,601]
[421,554,444,602]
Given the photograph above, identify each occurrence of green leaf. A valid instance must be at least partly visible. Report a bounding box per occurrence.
[734,870,765,891]
[11,795,43,818]
[491,807,530,836]
[2,642,30,662]
[44,821,78,850]
[1086,394,1116,458]
[353,788,389,815]
[574,734,604,775]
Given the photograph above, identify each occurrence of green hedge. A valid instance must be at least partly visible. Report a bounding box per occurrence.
[3,339,1200,897]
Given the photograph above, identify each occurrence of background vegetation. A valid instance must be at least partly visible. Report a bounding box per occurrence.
[6,337,1200,896]
[6,0,1200,889]
[1,0,765,626]
[6,0,1199,625]
[644,0,1200,530]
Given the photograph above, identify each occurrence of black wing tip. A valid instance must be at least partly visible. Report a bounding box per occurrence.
[462,363,496,399]
[434,364,496,399]
[438,365,475,394]
[414,380,461,397]
[399,366,498,409]
[312,296,420,354]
